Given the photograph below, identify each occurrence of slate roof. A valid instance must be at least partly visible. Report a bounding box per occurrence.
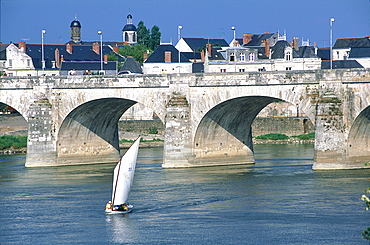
[0,44,8,60]
[321,60,363,69]
[349,47,370,58]
[60,61,117,71]
[333,37,370,49]
[119,56,142,73]
[145,44,190,63]
[182,38,229,52]
[15,43,123,70]
[244,33,276,47]
[317,48,330,60]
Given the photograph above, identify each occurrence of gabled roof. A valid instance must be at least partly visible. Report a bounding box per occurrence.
[119,56,142,73]
[182,38,229,52]
[349,47,370,58]
[144,44,190,63]
[321,60,363,69]
[270,40,299,59]
[333,37,370,49]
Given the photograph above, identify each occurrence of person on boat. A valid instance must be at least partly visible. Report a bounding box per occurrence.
[105,201,112,211]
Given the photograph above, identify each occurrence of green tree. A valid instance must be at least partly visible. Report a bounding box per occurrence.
[149,25,161,50]
[137,21,150,47]
[118,44,150,64]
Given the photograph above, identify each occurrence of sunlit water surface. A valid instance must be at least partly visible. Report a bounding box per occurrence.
[1,144,369,244]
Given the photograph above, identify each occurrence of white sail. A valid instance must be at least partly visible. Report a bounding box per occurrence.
[111,137,140,206]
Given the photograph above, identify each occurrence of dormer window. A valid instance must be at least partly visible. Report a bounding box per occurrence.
[248,53,255,62]
[285,51,291,61]
[240,54,245,62]
[230,52,235,62]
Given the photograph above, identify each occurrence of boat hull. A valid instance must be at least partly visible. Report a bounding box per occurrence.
[105,204,133,214]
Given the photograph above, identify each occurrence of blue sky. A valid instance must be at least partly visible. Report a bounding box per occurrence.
[1,0,369,47]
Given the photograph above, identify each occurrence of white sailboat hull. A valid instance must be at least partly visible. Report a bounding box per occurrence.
[105,204,134,214]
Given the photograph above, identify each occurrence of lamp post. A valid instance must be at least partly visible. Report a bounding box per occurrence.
[98,30,103,74]
[231,26,236,72]
[178,25,182,73]
[41,29,46,74]
[330,18,335,69]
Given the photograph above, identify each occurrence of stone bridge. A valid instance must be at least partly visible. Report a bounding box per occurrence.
[1,69,370,170]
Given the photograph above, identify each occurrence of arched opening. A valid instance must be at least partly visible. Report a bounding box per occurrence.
[56,98,164,166]
[193,96,314,167]
[347,105,370,166]
[0,102,27,153]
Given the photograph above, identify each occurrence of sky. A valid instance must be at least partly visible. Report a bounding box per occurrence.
[1,0,369,48]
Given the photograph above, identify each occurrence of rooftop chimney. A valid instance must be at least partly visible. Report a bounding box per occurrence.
[143,52,148,62]
[243,33,252,45]
[18,42,26,52]
[93,42,100,54]
[66,43,72,54]
[113,44,119,53]
[265,39,270,58]
[55,48,60,68]
[201,49,205,62]
[165,51,171,63]
[206,43,212,57]
[292,37,299,50]
[104,54,108,64]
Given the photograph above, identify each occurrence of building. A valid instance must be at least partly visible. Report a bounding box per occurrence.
[143,44,192,74]
[331,36,370,68]
[205,36,321,73]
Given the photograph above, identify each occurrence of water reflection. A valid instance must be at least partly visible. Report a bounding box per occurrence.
[105,214,137,243]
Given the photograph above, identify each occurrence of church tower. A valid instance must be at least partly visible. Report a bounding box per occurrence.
[70,17,81,43]
[122,13,137,45]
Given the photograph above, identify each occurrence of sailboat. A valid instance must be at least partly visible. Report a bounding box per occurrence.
[105,137,140,214]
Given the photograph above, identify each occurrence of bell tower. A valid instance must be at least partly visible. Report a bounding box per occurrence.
[122,13,137,45]
[70,16,81,43]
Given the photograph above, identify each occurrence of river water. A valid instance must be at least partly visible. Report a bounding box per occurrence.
[1,144,369,244]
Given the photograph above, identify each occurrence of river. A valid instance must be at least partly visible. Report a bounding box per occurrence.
[1,144,369,244]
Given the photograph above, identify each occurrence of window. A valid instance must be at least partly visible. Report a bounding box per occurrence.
[27,59,31,67]
[220,69,226,73]
[285,52,291,61]
[240,54,245,62]
[239,69,245,72]
[286,67,292,71]
[51,61,56,68]
[229,52,235,62]
[248,53,255,62]
[9,59,12,67]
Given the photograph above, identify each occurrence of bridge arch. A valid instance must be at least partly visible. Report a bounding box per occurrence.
[56,97,137,165]
[192,95,314,166]
[347,105,370,167]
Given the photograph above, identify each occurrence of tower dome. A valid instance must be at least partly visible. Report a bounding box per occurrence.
[122,13,137,44]
[70,17,81,43]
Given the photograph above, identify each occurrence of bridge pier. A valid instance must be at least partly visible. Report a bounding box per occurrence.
[25,95,57,167]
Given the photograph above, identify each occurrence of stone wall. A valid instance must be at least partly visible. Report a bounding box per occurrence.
[252,117,314,136]
[118,117,314,137]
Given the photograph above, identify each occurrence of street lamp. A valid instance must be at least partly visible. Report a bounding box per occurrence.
[98,30,103,74]
[178,25,182,73]
[231,26,236,46]
[330,18,335,69]
[231,26,236,72]
[41,29,46,74]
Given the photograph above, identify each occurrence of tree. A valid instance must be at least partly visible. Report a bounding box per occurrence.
[117,44,149,64]
[137,21,150,47]
[149,25,161,50]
